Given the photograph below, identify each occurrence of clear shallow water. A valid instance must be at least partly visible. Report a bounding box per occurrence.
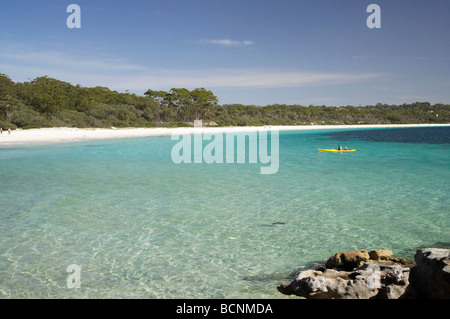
[0,127,449,298]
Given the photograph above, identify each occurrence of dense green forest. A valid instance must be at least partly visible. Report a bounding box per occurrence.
[0,73,449,129]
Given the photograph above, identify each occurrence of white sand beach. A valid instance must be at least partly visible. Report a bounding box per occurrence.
[0,124,449,146]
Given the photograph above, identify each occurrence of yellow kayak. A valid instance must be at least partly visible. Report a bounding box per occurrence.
[318,149,357,152]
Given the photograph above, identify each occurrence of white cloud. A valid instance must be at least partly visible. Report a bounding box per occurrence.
[288,97,338,105]
[396,95,427,101]
[2,64,384,93]
[92,69,383,94]
[0,50,145,72]
[352,55,429,60]
[353,55,450,61]
[199,39,255,46]
[0,47,384,93]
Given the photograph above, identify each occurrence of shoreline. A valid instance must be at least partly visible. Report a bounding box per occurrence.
[0,124,449,147]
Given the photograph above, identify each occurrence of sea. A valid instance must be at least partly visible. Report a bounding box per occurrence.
[0,126,449,298]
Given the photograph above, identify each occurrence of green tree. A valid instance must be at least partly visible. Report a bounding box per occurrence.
[189,88,218,120]
[0,73,15,99]
[153,87,219,121]
[163,88,192,119]
[144,89,168,102]
[21,76,70,115]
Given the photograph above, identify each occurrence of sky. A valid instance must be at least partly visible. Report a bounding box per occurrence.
[0,0,449,106]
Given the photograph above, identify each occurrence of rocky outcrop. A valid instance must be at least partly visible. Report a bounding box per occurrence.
[278,260,409,299]
[325,248,411,270]
[325,249,370,270]
[407,248,450,299]
[277,248,450,299]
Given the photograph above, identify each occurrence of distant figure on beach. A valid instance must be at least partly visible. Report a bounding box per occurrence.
[0,127,2,134]
[8,128,11,134]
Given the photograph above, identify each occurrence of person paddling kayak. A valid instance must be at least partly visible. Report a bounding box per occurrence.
[337,144,343,150]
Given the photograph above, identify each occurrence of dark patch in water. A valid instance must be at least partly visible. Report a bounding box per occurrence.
[243,260,327,283]
[327,127,450,144]
[243,272,292,282]
[260,222,286,227]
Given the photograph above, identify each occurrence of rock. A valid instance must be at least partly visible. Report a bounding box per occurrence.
[369,249,413,266]
[408,248,450,299]
[389,256,413,266]
[278,247,450,299]
[325,249,370,270]
[369,248,393,261]
[277,261,410,299]
[325,248,413,270]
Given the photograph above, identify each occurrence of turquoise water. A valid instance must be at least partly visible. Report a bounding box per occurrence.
[0,127,449,298]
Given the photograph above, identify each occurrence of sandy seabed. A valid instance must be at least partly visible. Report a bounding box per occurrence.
[0,124,449,146]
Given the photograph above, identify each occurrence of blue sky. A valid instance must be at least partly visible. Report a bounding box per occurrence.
[1,0,449,106]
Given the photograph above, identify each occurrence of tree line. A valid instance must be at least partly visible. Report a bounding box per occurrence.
[0,73,448,130]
